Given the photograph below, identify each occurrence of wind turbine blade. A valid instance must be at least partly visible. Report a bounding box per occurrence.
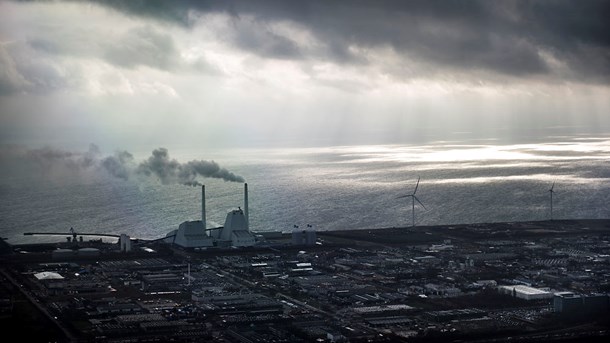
[413,176,421,195]
[414,196,427,210]
[397,195,410,199]
[550,181,555,192]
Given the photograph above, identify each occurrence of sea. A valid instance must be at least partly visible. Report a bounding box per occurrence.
[1,136,609,244]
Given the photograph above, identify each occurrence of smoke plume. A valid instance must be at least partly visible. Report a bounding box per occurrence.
[26,143,101,171]
[1,144,245,185]
[101,150,134,180]
[137,148,245,185]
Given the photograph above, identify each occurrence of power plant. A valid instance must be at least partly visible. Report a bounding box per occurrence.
[164,183,257,248]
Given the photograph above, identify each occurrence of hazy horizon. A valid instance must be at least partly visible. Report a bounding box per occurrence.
[2,135,609,244]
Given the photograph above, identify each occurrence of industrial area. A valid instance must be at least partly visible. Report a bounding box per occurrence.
[21,183,290,252]
[1,184,609,342]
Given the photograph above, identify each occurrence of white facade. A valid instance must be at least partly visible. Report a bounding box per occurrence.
[220,209,248,241]
[34,271,64,280]
[217,209,256,246]
[166,220,215,248]
[498,285,553,300]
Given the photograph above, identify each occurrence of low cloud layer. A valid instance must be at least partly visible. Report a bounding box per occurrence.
[0,144,245,185]
[0,1,608,151]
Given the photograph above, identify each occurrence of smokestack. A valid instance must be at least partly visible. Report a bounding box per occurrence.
[201,185,206,230]
[244,183,249,230]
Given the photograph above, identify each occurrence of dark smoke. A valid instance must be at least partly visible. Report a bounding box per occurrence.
[27,146,78,169]
[27,144,100,171]
[137,148,245,185]
[2,144,245,185]
[82,143,101,168]
[101,150,134,180]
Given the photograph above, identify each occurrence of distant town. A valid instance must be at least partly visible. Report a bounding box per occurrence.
[1,218,610,342]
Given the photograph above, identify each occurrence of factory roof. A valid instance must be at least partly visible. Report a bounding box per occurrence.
[34,271,64,280]
[353,304,414,314]
[498,285,550,295]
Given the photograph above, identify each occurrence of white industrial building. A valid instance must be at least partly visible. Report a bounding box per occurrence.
[165,183,256,248]
[165,220,214,248]
[34,271,64,281]
[498,285,553,300]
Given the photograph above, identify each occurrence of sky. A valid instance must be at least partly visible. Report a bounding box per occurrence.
[1,0,609,154]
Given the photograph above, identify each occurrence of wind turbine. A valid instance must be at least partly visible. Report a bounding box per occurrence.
[398,176,427,227]
[549,181,555,220]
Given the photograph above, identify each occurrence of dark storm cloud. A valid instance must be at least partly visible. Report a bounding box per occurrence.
[137,148,245,185]
[89,0,208,26]
[91,0,610,83]
[231,22,302,60]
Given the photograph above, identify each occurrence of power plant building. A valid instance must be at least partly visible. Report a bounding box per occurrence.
[209,207,256,247]
[165,220,214,248]
[292,228,317,246]
[165,184,255,248]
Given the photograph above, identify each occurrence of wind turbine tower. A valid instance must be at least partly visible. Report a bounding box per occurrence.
[549,182,555,220]
[398,176,427,227]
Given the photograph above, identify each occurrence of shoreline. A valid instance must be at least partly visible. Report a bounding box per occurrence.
[2,218,608,252]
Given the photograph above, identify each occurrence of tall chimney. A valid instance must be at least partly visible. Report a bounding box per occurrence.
[244,183,249,230]
[201,185,206,230]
